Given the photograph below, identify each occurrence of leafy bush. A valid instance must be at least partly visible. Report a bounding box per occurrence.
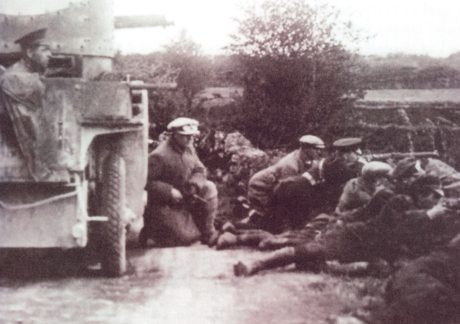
[228,0,364,148]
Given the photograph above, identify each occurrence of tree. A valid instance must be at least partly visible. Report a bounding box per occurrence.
[229,0,362,147]
[164,31,211,112]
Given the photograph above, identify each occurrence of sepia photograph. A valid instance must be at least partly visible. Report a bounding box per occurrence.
[0,0,460,323]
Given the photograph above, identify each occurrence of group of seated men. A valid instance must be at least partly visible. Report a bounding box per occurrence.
[141,117,460,324]
[140,118,367,248]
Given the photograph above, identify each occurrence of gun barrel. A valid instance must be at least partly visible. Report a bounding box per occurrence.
[128,82,177,91]
[114,15,174,29]
[367,151,439,161]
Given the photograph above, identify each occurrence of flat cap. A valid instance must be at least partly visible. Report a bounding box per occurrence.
[332,137,362,152]
[14,28,49,48]
[299,135,325,149]
[167,117,200,135]
[361,161,392,179]
[391,157,420,180]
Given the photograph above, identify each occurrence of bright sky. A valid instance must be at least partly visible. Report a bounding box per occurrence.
[114,0,460,57]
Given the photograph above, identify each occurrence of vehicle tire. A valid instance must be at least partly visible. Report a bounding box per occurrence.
[99,154,127,277]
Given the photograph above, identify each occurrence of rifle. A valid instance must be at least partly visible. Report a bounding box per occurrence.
[365,150,439,161]
[182,190,208,211]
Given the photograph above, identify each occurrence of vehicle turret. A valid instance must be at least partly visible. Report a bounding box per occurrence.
[0,0,172,78]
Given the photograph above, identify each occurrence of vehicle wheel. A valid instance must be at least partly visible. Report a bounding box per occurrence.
[99,154,127,277]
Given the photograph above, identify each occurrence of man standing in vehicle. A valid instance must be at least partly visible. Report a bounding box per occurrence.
[140,117,219,247]
[4,28,51,75]
[0,28,53,180]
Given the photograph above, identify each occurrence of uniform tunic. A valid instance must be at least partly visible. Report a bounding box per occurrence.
[322,156,365,206]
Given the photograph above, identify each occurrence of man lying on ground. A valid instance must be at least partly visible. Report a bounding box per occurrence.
[233,174,455,277]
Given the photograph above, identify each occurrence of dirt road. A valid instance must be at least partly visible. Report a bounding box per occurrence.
[0,245,380,324]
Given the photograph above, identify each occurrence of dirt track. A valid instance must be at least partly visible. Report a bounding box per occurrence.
[0,245,381,324]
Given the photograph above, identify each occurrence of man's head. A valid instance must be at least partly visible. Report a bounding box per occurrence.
[14,28,51,73]
[298,135,325,162]
[361,161,393,184]
[391,157,426,193]
[167,117,200,150]
[410,174,444,209]
[332,137,363,163]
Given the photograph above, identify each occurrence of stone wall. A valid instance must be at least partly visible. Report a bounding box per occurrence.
[325,90,460,168]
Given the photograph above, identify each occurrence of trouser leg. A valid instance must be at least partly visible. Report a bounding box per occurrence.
[238,231,273,246]
[294,242,327,272]
[216,229,274,250]
[234,247,296,276]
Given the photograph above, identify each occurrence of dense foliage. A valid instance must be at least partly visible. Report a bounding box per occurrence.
[112,22,460,142]
[227,0,362,147]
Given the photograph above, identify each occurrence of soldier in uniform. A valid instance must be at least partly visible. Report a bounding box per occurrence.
[322,137,367,206]
[140,117,219,247]
[0,28,53,180]
[4,28,51,75]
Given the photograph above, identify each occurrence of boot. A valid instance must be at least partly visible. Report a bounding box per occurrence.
[201,193,219,246]
[221,221,237,234]
[204,229,220,247]
[216,232,239,250]
[233,247,296,276]
[234,261,251,276]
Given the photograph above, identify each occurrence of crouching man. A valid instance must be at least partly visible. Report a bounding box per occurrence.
[245,135,326,232]
[140,117,219,247]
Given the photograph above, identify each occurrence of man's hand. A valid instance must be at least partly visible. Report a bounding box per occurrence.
[170,188,183,204]
[184,182,199,196]
[426,202,449,220]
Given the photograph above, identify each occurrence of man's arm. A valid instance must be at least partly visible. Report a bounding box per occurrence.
[187,145,208,191]
[247,167,279,212]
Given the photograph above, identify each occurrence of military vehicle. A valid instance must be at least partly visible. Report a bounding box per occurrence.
[0,0,172,276]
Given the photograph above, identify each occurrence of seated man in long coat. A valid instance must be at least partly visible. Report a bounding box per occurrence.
[140,117,219,247]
